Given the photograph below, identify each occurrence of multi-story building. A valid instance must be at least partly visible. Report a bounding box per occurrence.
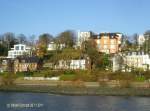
[14,56,40,73]
[7,44,31,58]
[124,52,150,71]
[76,31,92,48]
[93,33,122,54]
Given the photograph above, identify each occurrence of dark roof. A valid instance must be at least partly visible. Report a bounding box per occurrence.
[16,56,40,63]
[91,33,120,39]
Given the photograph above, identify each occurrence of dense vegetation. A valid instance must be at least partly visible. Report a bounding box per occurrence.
[1,30,150,83]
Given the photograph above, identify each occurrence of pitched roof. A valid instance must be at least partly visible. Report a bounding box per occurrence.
[91,33,120,39]
[16,56,40,63]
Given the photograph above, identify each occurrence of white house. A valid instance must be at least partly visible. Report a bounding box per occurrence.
[54,59,87,70]
[47,42,65,51]
[124,52,150,71]
[76,31,91,48]
[47,42,57,51]
[112,54,123,72]
[7,44,31,58]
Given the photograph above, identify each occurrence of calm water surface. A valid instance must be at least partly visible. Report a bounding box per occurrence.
[0,92,150,111]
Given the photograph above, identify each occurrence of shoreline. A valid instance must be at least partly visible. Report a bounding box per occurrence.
[1,85,150,97]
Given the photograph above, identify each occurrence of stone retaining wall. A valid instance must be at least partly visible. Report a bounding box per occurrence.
[13,79,150,88]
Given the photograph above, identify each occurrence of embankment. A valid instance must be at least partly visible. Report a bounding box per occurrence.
[0,79,150,96]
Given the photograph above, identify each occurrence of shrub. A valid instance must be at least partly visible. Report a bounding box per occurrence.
[25,71,33,77]
[33,69,63,77]
[75,70,98,82]
[60,74,77,81]
[132,68,145,75]
[119,80,131,88]
[81,74,97,82]
[143,71,150,80]
[64,70,76,75]
[135,76,145,82]
[60,70,98,82]
[16,72,25,77]
[99,81,107,87]
[108,72,135,81]
[1,73,17,85]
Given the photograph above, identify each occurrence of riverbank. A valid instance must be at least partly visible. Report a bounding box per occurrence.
[1,85,150,96]
[0,77,150,96]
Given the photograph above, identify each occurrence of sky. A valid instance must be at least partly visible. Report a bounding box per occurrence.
[0,0,150,37]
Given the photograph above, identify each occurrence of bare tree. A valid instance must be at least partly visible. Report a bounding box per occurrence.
[56,30,76,48]
[3,32,17,49]
[17,34,27,44]
[37,33,53,58]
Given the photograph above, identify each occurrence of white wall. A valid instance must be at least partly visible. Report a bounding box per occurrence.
[55,59,86,70]
[138,34,145,45]
[77,31,91,47]
[125,53,150,70]
[7,44,31,58]
[47,42,65,51]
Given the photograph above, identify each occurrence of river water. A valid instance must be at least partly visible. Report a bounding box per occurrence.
[0,92,150,111]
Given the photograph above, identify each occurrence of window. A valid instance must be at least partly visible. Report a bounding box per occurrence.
[15,46,19,50]
[104,45,107,49]
[97,44,100,49]
[104,39,107,44]
[111,40,115,44]
[21,46,24,50]
[97,40,100,44]
[103,36,107,38]
[21,60,25,63]
[110,45,115,49]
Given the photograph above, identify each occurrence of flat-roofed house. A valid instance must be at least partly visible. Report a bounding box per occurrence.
[7,44,31,59]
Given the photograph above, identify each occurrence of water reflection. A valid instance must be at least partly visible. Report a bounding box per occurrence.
[0,92,150,111]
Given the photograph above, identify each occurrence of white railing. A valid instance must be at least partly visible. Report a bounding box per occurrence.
[24,77,59,81]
